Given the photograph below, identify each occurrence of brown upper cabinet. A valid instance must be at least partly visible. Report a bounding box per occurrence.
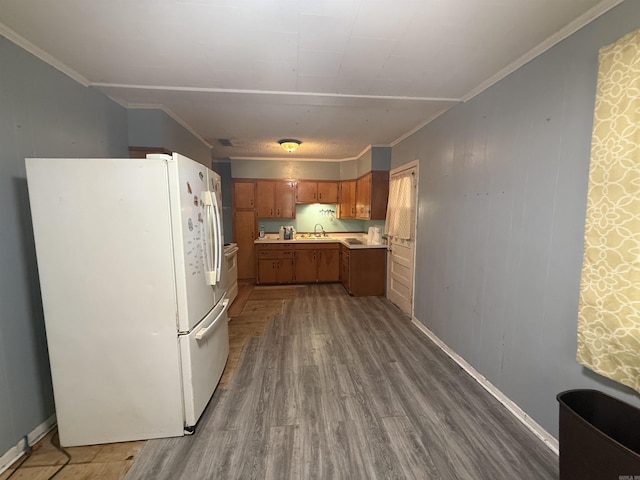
[338,180,356,218]
[256,180,295,218]
[233,180,255,210]
[296,181,339,204]
[355,171,389,220]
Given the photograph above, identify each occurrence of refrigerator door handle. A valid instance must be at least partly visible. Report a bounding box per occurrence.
[211,190,223,283]
[202,191,217,285]
[195,298,229,341]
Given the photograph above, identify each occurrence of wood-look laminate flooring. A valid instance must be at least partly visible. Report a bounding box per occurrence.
[125,284,559,480]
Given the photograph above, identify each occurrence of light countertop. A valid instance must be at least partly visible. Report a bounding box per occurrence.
[254,233,387,249]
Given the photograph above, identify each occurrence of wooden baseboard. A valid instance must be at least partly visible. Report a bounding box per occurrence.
[411,317,559,455]
[0,414,57,474]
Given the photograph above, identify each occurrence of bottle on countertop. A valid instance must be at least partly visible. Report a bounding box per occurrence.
[279,225,285,240]
[259,225,265,239]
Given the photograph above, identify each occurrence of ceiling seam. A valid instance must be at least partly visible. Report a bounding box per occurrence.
[90,83,461,103]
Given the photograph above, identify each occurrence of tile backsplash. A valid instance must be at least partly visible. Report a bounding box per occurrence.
[258,204,384,233]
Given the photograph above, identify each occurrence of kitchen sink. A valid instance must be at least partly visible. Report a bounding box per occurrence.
[296,235,335,240]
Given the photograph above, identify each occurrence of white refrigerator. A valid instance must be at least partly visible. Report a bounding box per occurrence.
[26,152,229,447]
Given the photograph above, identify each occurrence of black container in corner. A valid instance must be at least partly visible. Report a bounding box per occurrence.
[557,389,640,480]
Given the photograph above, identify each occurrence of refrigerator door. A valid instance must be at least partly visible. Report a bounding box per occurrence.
[164,153,219,332]
[206,168,226,299]
[180,295,230,427]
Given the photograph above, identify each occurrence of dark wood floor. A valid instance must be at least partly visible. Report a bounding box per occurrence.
[125,284,558,480]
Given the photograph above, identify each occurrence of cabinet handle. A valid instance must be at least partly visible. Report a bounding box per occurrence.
[319,192,322,200]
[277,209,280,216]
[270,208,273,216]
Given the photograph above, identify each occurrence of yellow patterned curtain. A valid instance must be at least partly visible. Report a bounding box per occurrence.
[577,29,640,393]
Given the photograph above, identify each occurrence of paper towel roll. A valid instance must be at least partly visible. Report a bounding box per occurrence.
[367,226,374,244]
[372,226,381,245]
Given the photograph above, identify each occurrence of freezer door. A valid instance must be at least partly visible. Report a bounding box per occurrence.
[165,153,219,332]
[180,296,230,427]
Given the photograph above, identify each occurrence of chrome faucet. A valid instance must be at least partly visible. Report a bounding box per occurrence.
[313,223,325,237]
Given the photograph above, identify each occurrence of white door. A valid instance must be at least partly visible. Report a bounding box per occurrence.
[386,161,418,316]
[180,295,230,427]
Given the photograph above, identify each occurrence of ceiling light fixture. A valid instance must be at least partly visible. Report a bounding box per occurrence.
[279,139,301,153]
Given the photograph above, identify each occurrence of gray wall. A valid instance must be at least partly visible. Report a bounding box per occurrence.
[230,146,390,180]
[392,0,640,438]
[0,36,129,455]
[371,146,391,172]
[339,159,358,179]
[354,146,391,176]
[231,159,342,180]
[127,109,212,167]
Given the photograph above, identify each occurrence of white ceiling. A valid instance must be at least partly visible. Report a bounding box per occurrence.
[0,0,621,161]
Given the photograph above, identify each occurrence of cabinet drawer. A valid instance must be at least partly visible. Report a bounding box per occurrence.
[293,243,339,250]
[257,243,294,250]
[257,248,293,259]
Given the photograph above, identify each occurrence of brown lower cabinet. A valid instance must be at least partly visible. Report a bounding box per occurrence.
[255,242,384,294]
[340,244,386,296]
[294,243,340,283]
[255,244,294,284]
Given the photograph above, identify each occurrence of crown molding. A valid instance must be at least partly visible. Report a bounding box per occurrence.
[125,104,213,149]
[461,0,624,103]
[0,23,90,87]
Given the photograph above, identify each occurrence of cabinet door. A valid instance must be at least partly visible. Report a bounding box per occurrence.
[276,259,294,284]
[370,171,390,220]
[258,259,277,284]
[275,181,295,218]
[340,247,350,291]
[349,249,386,296]
[234,210,256,279]
[296,181,317,203]
[356,174,371,219]
[233,181,255,209]
[338,180,356,218]
[294,249,317,283]
[317,248,340,282]
[317,182,338,204]
[256,181,275,217]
